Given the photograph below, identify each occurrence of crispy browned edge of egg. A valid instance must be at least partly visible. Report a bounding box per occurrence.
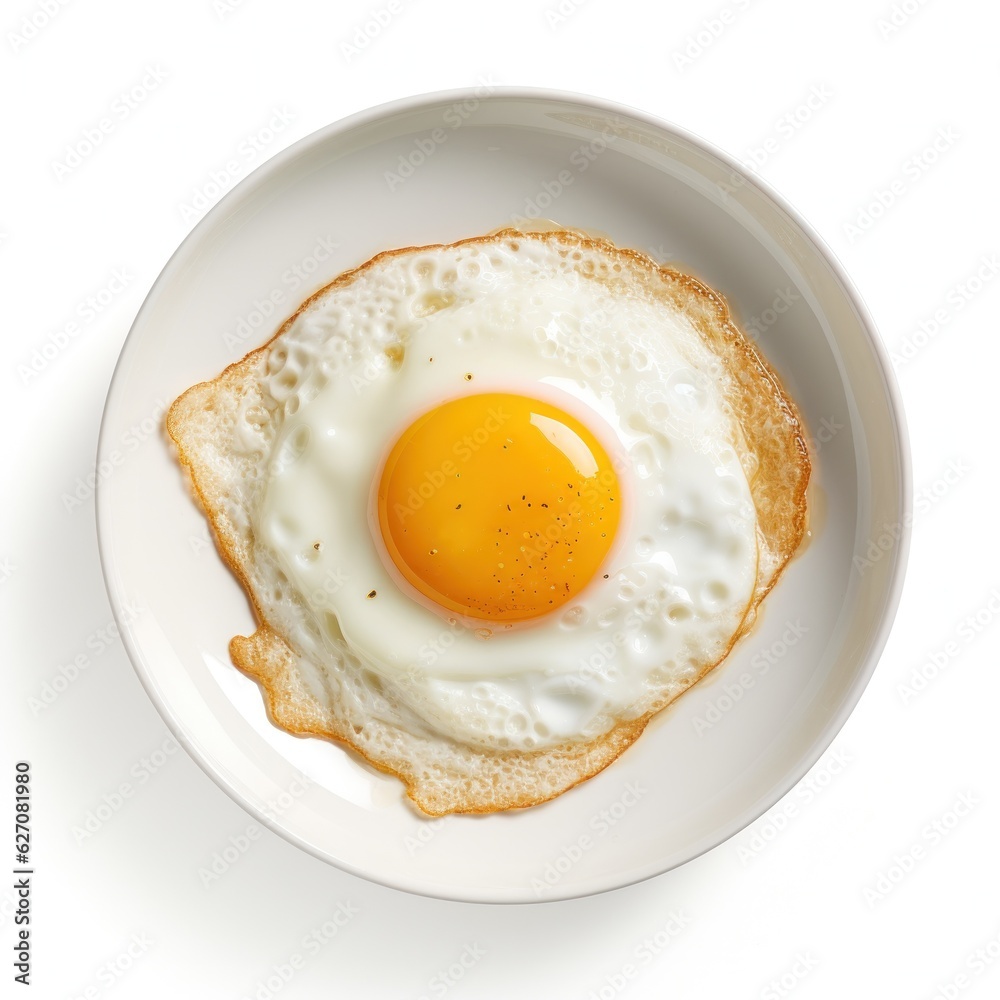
[165,228,811,817]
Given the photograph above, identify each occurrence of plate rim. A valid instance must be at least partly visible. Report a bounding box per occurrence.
[96,85,912,903]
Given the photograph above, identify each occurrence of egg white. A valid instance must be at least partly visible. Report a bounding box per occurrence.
[249,238,759,751]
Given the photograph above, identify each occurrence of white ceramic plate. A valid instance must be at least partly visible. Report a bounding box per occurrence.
[97,88,909,903]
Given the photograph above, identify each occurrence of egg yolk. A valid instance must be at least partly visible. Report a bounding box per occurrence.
[376,392,620,623]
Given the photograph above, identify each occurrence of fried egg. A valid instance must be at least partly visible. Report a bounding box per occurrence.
[167,229,809,815]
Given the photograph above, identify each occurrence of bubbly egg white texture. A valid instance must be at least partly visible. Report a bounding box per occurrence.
[250,238,759,752]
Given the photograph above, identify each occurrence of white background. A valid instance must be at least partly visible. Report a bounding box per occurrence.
[4,0,999,997]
